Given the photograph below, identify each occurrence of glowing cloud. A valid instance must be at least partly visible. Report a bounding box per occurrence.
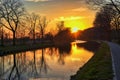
[54,16,85,21]
[71,7,87,12]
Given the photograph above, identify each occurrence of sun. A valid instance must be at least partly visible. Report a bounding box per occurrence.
[71,27,79,33]
[64,19,87,32]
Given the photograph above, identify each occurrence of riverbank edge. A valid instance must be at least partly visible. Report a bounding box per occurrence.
[70,42,113,80]
[0,43,54,56]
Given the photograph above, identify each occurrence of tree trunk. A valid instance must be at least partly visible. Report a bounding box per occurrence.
[41,31,44,43]
[33,30,35,44]
[1,27,4,46]
[1,32,4,46]
[13,31,16,46]
[1,35,4,46]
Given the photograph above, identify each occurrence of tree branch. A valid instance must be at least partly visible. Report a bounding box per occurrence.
[110,0,120,14]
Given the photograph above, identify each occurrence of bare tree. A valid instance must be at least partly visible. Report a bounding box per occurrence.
[110,0,120,14]
[26,13,39,44]
[94,5,115,28]
[111,12,120,39]
[16,20,27,39]
[56,21,65,32]
[86,0,120,14]
[109,0,120,31]
[38,17,48,41]
[0,0,25,45]
[93,5,116,40]
[86,0,120,40]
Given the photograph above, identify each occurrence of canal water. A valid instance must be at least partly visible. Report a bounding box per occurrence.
[0,41,94,80]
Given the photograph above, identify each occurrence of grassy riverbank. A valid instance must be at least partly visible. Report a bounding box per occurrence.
[0,43,54,56]
[71,42,113,80]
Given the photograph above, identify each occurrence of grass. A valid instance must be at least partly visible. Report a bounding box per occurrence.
[71,42,113,80]
[0,43,54,56]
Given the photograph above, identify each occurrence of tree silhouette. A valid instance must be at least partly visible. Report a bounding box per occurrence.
[96,3,120,40]
[0,25,4,46]
[110,0,120,14]
[27,13,39,44]
[38,17,48,42]
[94,5,113,29]
[93,5,114,40]
[54,28,73,45]
[0,0,25,45]
[86,0,120,14]
[56,21,65,32]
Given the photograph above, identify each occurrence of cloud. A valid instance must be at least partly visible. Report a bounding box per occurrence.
[54,16,86,21]
[25,0,51,2]
[71,7,87,12]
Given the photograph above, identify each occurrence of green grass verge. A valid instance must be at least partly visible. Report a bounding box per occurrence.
[71,42,113,80]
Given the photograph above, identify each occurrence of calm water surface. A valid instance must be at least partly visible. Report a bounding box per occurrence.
[0,42,94,80]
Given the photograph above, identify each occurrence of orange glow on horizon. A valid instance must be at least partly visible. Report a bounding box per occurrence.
[64,19,90,31]
[22,0,96,35]
[55,16,94,32]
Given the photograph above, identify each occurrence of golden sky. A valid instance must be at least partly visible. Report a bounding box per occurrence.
[24,0,96,33]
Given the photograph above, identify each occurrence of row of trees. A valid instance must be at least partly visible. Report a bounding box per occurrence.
[0,0,49,46]
[0,0,119,46]
[85,0,120,41]
[0,0,25,46]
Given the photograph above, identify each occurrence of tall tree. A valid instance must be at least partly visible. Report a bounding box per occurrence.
[86,0,120,40]
[16,20,27,38]
[94,5,115,29]
[0,0,25,45]
[93,5,115,40]
[38,17,48,41]
[27,13,38,44]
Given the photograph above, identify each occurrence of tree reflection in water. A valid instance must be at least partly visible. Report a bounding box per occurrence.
[8,54,20,80]
[0,42,95,80]
[0,56,4,77]
[40,48,49,74]
[57,45,71,65]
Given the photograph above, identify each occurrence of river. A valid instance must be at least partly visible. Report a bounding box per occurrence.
[0,41,94,80]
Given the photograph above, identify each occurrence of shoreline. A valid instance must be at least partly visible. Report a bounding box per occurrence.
[0,43,54,56]
[70,42,113,80]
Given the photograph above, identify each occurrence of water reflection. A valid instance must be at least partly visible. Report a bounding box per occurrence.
[0,42,94,80]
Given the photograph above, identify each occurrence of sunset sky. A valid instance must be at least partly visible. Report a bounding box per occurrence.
[23,0,96,33]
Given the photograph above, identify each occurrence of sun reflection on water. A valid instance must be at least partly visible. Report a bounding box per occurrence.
[70,43,93,62]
